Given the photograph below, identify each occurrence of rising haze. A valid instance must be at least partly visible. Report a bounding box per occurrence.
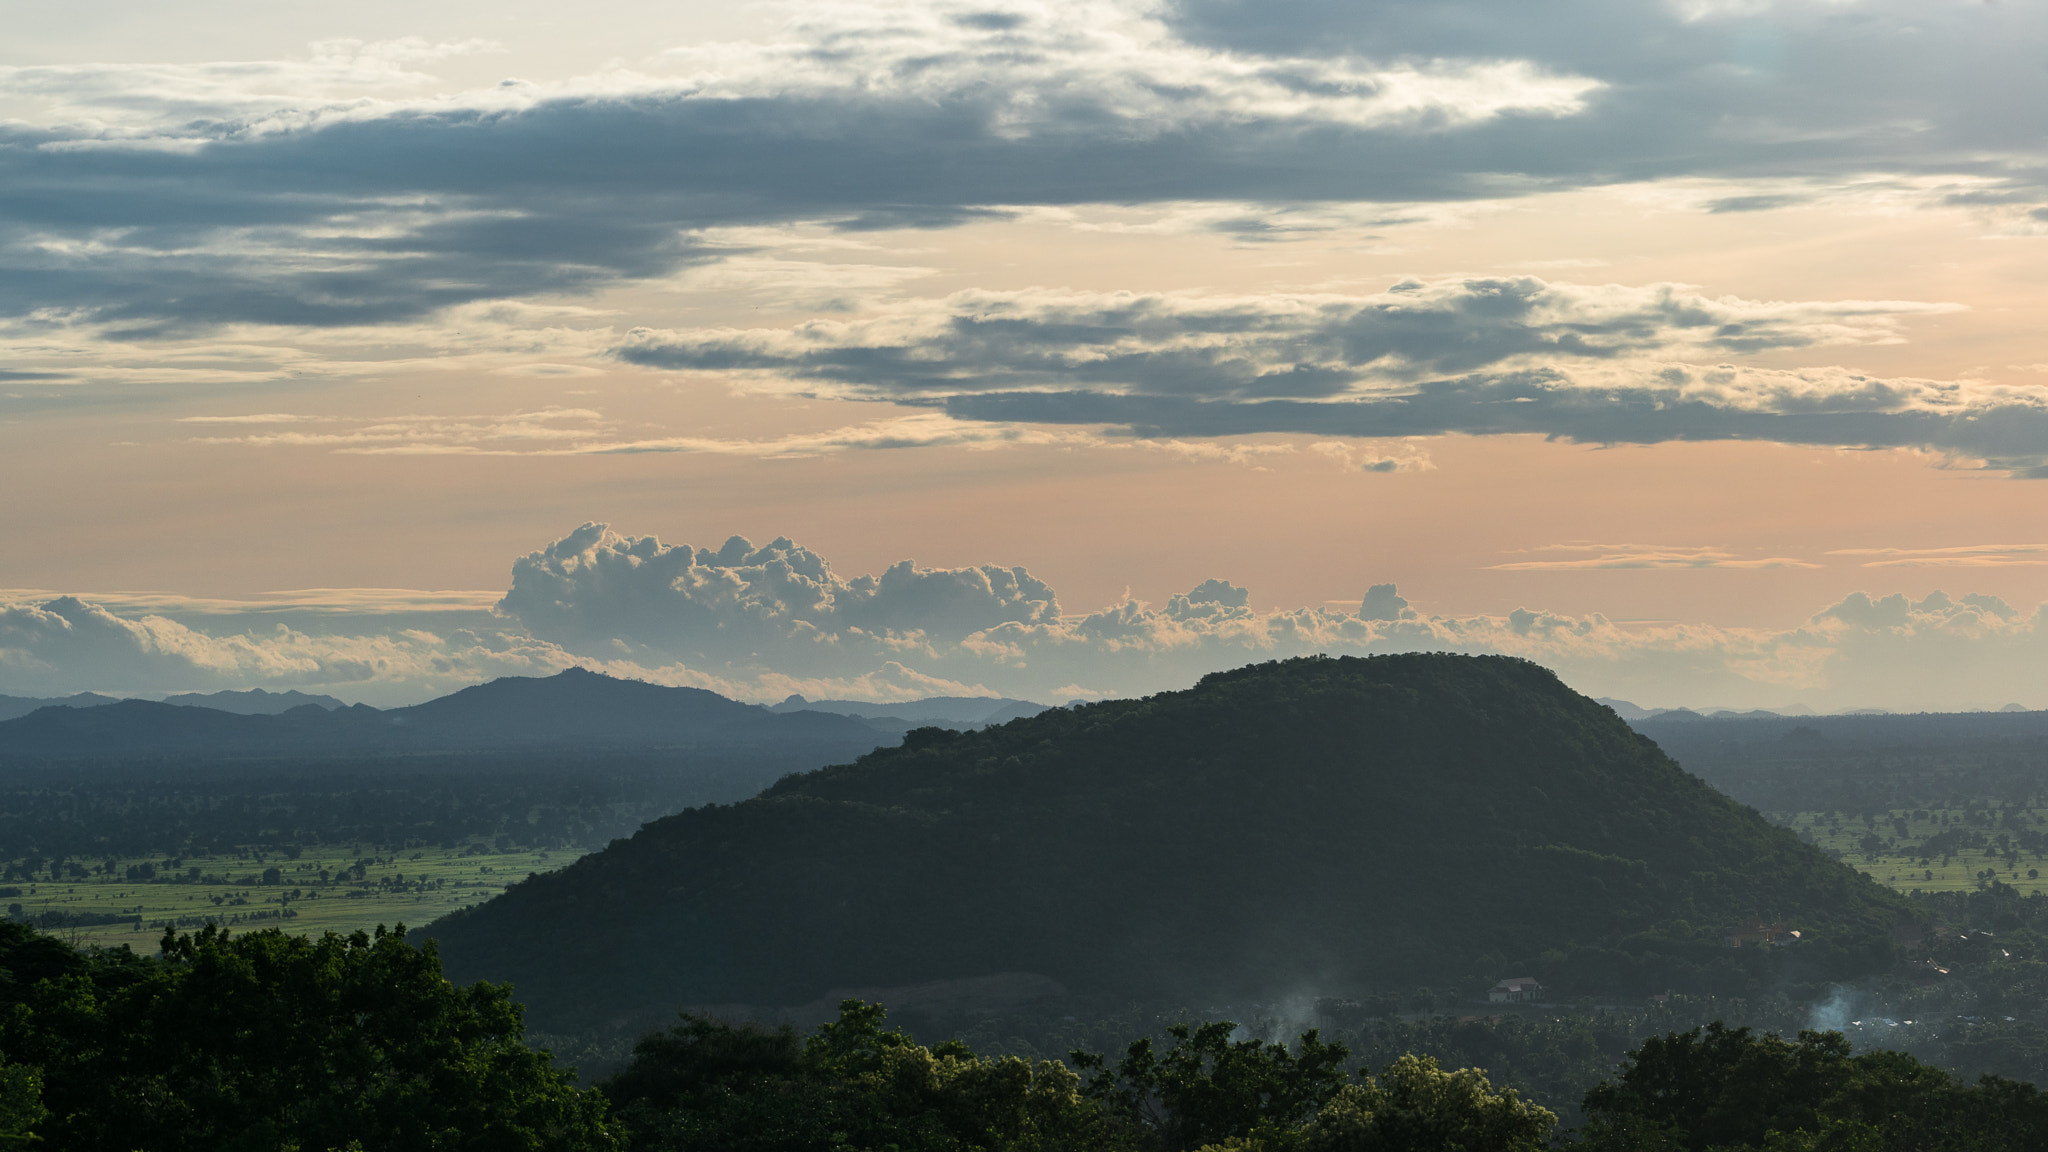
[3,0,2047,711]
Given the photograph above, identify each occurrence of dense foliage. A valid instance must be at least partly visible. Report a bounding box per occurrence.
[603,1002,2048,1151]
[603,1002,1555,1152]
[0,915,2039,1150]
[428,655,1911,1034]
[0,920,615,1151]
[1578,1023,2048,1151]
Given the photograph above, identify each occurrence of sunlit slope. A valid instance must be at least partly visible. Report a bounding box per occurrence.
[425,654,1911,1032]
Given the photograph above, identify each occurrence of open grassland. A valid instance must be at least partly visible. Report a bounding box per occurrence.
[4,839,578,950]
[1783,807,2048,896]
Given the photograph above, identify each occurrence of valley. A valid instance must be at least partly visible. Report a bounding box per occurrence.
[1,839,573,950]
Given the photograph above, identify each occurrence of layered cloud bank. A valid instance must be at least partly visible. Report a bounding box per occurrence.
[617,278,2048,470]
[4,0,2045,473]
[2,0,2043,333]
[5,525,2047,712]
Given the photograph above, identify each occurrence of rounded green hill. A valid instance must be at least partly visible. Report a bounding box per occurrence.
[425,654,1912,1033]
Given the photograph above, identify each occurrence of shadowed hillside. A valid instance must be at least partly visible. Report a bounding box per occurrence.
[424,654,1914,1034]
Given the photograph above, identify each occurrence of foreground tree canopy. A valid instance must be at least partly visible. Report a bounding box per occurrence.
[0,918,2043,1150]
[0,919,615,1151]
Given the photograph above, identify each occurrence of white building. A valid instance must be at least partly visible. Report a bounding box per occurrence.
[1488,977,1544,1003]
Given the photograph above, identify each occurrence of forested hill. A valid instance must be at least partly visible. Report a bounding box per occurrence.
[424,654,1913,1035]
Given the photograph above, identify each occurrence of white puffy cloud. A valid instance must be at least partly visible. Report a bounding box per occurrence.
[483,525,2048,712]
[9,528,2048,713]
[0,595,581,704]
[498,523,1061,671]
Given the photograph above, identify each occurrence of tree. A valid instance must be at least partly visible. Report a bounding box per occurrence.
[1072,1020,1350,1151]
[1578,1024,2048,1151]
[607,1001,1112,1152]
[1291,1054,1555,1152]
[0,1064,45,1148]
[0,921,616,1152]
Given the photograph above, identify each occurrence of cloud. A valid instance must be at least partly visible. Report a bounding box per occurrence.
[180,408,1346,465]
[0,595,577,703]
[1357,583,1415,622]
[185,408,613,455]
[10,527,2048,712]
[1492,543,1821,570]
[0,587,504,617]
[617,279,1956,396]
[484,525,2048,712]
[613,277,2048,468]
[1,0,2042,335]
[498,524,1061,667]
[0,0,1602,333]
[656,0,1601,137]
[0,38,501,126]
[1829,545,2048,568]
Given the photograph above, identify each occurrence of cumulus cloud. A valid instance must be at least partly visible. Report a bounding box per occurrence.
[498,524,1061,668]
[0,595,579,704]
[482,525,2048,712]
[10,526,2048,711]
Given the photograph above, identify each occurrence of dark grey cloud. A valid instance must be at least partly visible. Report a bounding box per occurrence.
[616,277,1937,393]
[938,383,2048,475]
[609,277,2048,468]
[0,0,2040,331]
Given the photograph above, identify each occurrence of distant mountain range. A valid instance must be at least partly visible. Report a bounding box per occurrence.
[159,688,346,714]
[0,669,896,761]
[1597,697,2037,721]
[0,688,343,723]
[0,692,123,723]
[770,694,1049,728]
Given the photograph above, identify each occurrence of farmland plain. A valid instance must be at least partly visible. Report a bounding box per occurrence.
[7,838,575,950]
[1785,808,2048,896]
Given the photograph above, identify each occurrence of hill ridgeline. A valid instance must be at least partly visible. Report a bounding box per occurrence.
[424,654,1912,1034]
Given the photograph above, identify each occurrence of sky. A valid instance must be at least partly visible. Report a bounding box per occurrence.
[2,0,2047,711]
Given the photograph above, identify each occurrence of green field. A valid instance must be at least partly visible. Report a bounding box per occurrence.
[6,840,580,950]
[1784,808,2048,896]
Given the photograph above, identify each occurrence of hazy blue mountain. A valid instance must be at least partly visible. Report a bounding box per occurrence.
[0,668,891,762]
[771,694,1049,727]
[1627,707,2048,814]
[0,693,122,723]
[426,654,1909,1035]
[1630,707,2048,750]
[159,688,346,714]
